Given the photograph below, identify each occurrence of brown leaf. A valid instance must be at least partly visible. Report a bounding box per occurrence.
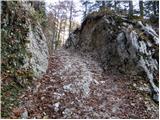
[12,107,23,117]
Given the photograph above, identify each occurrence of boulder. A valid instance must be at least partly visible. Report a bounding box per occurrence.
[65,12,159,102]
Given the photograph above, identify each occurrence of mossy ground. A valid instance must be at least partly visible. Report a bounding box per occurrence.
[1,79,23,118]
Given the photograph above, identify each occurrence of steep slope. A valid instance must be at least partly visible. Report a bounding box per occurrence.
[65,11,159,102]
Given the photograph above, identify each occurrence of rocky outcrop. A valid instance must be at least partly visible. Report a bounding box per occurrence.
[23,2,49,78]
[1,1,48,80]
[26,23,49,78]
[20,2,48,79]
[116,21,159,101]
[65,12,159,102]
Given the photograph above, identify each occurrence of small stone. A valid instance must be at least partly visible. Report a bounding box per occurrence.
[93,79,99,85]
[43,112,46,116]
[63,108,72,117]
[153,94,159,102]
[131,103,135,106]
[147,106,151,111]
[50,79,55,82]
[122,22,128,26]
[41,96,45,100]
[100,81,105,84]
[21,108,28,119]
[43,115,48,119]
[54,102,60,112]
[133,83,136,87]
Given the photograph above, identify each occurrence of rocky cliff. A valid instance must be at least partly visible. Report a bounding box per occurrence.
[1,1,48,117]
[65,11,159,102]
[24,2,49,79]
[26,23,48,78]
[1,1,48,82]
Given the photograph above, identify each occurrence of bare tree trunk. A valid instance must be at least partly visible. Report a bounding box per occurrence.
[61,19,67,46]
[84,3,87,17]
[51,25,56,52]
[139,0,144,18]
[156,1,159,14]
[69,0,73,35]
[57,20,62,48]
[129,0,133,17]
[114,0,117,11]
[102,1,105,7]
[152,1,157,16]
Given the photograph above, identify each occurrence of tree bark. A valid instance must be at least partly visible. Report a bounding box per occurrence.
[57,20,62,48]
[156,1,159,14]
[114,1,117,11]
[129,0,133,17]
[152,1,157,16]
[69,0,73,35]
[51,25,56,52]
[139,0,144,18]
[102,1,105,7]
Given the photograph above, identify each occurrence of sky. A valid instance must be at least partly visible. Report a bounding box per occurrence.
[45,0,83,23]
[45,0,140,23]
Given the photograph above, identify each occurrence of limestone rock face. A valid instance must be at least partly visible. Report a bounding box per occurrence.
[26,23,49,78]
[117,22,159,101]
[23,2,49,79]
[65,13,159,101]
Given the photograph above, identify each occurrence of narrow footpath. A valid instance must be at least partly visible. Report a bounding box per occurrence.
[12,48,158,119]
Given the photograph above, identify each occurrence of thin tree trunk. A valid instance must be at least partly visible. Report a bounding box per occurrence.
[69,0,73,34]
[129,0,133,17]
[102,1,105,7]
[139,0,144,18]
[51,25,56,52]
[156,1,159,14]
[114,0,117,11]
[62,19,67,45]
[57,20,62,48]
[153,1,157,16]
[84,3,87,17]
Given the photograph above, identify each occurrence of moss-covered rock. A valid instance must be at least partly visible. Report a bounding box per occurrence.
[1,1,32,84]
[1,1,48,118]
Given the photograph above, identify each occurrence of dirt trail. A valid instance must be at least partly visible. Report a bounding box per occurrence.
[14,48,158,119]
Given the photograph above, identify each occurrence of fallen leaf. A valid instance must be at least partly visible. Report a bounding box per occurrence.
[12,107,22,117]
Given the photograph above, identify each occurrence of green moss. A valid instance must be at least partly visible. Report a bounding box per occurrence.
[139,32,148,41]
[1,1,33,80]
[129,15,144,21]
[1,1,34,118]
[115,16,123,26]
[87,7,114,19]
[29,4,47,29]
[1,81,24,118]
